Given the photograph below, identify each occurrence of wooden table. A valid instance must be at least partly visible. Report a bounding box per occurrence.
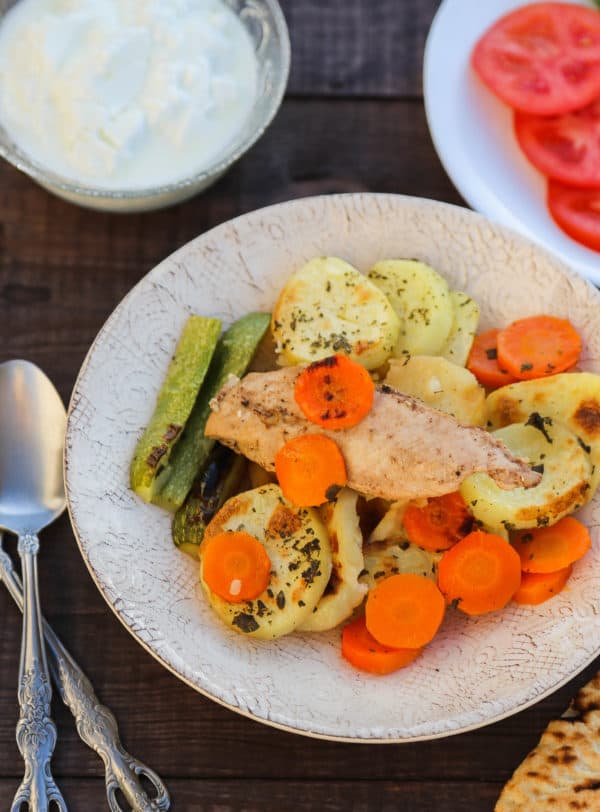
[0,1,597,809]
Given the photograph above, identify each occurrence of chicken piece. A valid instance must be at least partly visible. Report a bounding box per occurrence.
[205,367,540,502]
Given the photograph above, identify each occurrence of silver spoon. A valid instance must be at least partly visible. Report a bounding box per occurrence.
[0,359,67,811]
[0,537,170,811]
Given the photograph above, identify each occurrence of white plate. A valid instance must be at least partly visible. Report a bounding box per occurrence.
[423,0,600,286]
[65,193,600,742]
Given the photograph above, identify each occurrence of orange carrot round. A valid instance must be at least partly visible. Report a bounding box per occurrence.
[274,433,347,506]
[294,354,375,430]
[466,329,518,389]
[496,315,582,380]
[202,531,271,603]
[403,491,473,552]
[437,530,522,616]
[365,573,445,649]
[513,566,573,606]
[341,615,422,675]
[513,517,591,574]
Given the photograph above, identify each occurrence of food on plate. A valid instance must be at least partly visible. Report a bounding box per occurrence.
[365,573,446,648]
[547,180,600,252]
[496,315,582,380]
[341,615,422,675]
[271,257,400,370]
[171,445,246,559]
[385,355,485,426]
[298,488,368,632]
[437,530,522,616]
[471,3,600,116]
[274,433,348,507]
[129,315,221,502]
[513,516,591,573]
[471,3,600,250]
[494,670,600,810]
[485,371,600,492]
[402,491,473,552]
[512,566,573,605]
[152,312,270,511]
[514,100,600,188]
[367,259,454,357]
[205,364,540,501]
[130,254,596,675]
[199,484,333,639]
[467,329,518,390]
[294,354,375,429]
[439,290,480,367]
[360,540,441,588]
[460,419,593,532]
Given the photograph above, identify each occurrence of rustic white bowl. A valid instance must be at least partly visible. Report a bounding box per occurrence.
[65,193,600,741]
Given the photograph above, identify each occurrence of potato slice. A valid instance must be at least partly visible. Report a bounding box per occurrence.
[385,355,486,426]
[299,489,367,632]
[460,418,593,533]
[440,291,480,367]
[368,500,410,543]
[485,372,600,496]
[200,484,332,639]
[272,257,400,370]
[360,540,441,590]
[367,259,453,357]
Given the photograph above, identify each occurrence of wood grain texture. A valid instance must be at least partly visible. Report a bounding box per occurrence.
[279,0,442,97]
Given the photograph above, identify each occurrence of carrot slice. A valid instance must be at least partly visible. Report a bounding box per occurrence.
[466,329,518,389]
[365,573,445,649]
[437,530,521,616]
[341,615,422,675]
[294,354,375,429]
[403,491,473,552]
[496,316,582,380]
[202,531,271,603]
[513,517,591,574]
[274,433,347,507]
[513,566,573,606]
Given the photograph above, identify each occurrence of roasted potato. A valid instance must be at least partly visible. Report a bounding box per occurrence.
[361,540,441,590]
[485,372,600,495]
[200,484,332,639]
[271,257,400,370]
[299,489,367,632]
[385,355,486,426]
[440,291,480,367]
[460,418,593,532]
[367,259,453,357]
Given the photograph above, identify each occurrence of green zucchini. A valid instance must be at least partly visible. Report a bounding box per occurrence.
[129,315,221,503]
[153,312,271,511]
[172,445,246,559]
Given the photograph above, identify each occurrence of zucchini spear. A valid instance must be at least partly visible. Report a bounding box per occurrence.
[172,445,246,559]
[129,315,221,503]
[153,312,271,512]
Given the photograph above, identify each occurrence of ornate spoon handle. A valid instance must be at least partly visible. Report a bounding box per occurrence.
[0,544,170,812]
[13,532,66,812]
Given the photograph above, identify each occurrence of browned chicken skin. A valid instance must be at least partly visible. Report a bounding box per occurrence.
[205,366,541,501]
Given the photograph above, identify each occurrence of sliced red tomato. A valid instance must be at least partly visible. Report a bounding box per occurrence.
[515,99,600,187]
[472,3,600,115]
[547,179,600,251]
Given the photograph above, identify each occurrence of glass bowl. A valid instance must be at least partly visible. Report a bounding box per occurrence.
[0,0,290,212]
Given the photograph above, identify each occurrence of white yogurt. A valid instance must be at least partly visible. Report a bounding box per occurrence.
[0,0,258,189]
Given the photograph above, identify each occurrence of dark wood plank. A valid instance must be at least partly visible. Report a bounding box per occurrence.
[280,0,442,97]
[0,778,503,812]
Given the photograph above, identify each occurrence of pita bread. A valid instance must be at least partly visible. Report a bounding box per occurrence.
[495,672,600,811]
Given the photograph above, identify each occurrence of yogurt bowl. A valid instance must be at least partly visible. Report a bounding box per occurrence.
[0,0,290,212]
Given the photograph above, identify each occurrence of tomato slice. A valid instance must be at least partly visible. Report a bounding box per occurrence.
[472,3,600,115]
[515,99,600,187]
[547,179,600,251]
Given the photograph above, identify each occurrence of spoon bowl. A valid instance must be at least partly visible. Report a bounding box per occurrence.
[0,359,67,812]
